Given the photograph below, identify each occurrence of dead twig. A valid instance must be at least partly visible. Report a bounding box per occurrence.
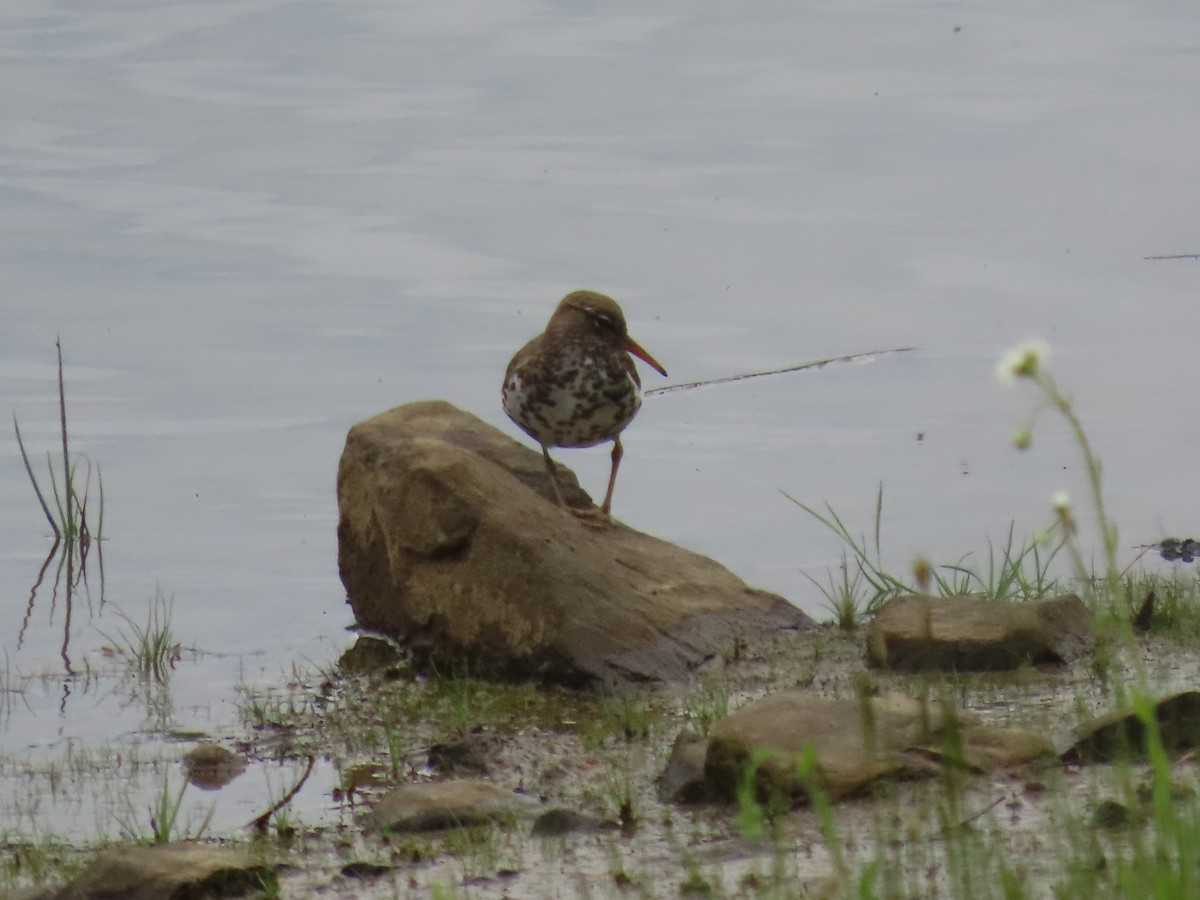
[645,347,915,397]
[246,755,316,832]
[956,794,1006,830]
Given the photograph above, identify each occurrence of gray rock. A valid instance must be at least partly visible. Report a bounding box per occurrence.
[865,593,1094,671]
[703,690,1054,804]
[337,401,812,689]
[338,635,405,674]
[705,691,940,803]
[364,780,538,833]
[428,732,503,775]
[44,842,268,900]
[656,729,709,803]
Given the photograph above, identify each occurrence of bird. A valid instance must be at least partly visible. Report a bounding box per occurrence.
[502,290,667,524]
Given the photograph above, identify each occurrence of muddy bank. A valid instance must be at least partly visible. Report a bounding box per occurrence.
[19,616,1200,900]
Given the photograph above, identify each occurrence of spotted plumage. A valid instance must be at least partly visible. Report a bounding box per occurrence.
[502,290,667,522]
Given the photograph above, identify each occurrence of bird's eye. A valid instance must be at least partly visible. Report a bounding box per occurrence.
[593,313,615,332]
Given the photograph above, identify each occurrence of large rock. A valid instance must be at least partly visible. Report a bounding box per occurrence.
[865,593,1094,671]
[702,691,1054,804]
[336,402,811,688]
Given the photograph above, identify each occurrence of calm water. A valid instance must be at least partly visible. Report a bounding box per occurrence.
[2,0,1199,834]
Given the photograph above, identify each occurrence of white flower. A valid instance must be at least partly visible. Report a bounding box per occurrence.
[1050,490,1071,513]
[996,340,1050,385]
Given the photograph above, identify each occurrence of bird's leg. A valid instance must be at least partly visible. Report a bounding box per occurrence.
[544,442,617,529]
[600,435,623,516]
[567,438,621,528]
[541,445,570,509]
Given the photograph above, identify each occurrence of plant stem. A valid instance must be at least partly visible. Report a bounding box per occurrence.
[56,336,73,538]
[1039,370,1122,606]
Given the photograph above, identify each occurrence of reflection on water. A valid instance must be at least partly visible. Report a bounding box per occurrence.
[19,533,106,677]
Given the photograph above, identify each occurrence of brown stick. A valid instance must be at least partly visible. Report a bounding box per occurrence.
[246,755,315,832]
[956,794,1006,829]
[644,347,914,397]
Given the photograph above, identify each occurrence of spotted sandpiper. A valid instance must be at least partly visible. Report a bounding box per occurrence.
[502,290,667,523]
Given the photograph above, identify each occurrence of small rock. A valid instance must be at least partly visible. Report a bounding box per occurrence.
[340,861,394,879]
[704,691,941,803]
[865,593,1093,671]
[338,635,407,675]
[656,730,709,803]
[1091,799,1133,829]
[46,842,268,900]
[1065,691,1200,762]
[703,690,1053,805]
[182,743,246,790]
[428,732,500,775]
[364,780,538,833]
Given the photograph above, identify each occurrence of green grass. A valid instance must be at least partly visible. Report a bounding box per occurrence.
[443,821,523,880]
[685,674,731,737]
[144,776,211,844]
[13,338,104,547]
[580,694,659,749]
[0,832,86,887]
[788,484,1066,630]
[96,589,181,683]
[100,754,215,845]
[13,339,106,626]
[1123,569,1200,637]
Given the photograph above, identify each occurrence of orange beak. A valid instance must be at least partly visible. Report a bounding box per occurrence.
[624,336,667,377]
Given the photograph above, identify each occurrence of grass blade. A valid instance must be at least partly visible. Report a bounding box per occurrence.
[12,414,60,539]
[56,336,73,534]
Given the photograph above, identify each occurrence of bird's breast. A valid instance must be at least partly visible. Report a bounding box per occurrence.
[502,346,643,449]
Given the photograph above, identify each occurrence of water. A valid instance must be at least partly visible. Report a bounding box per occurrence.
[2,0,1199,835]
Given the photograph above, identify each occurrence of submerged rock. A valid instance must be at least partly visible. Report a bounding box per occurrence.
[865,593,1094,671]
[182,743,246,790]
[701,690,1053,805]
[336,401,812,689]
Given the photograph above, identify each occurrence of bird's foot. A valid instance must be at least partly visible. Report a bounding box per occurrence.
[570,506,615,529]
